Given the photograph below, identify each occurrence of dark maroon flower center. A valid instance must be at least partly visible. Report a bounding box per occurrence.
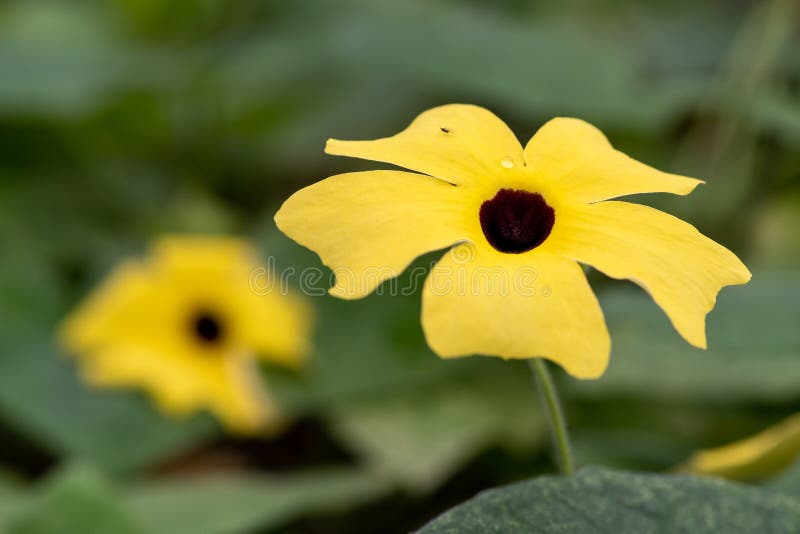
[191,310,225,344]
[479,189,555,253]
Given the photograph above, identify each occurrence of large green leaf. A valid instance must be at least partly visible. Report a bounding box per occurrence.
[767,458,800,499]
[123,468,391,534]
[571,273,800,401]
[418,466,800,533]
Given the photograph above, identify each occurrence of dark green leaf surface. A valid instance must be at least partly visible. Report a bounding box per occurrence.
[767,458,800,499]
[418,466,800,533]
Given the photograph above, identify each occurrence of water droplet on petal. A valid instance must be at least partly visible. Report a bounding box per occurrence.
[500,156,515,169]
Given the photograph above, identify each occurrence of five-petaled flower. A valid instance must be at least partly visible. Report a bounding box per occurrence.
[60,236,312,434]
[275,104,750,379]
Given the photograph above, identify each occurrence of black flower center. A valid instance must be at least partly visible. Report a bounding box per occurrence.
[191,311,225,344]
[479,189,555,253]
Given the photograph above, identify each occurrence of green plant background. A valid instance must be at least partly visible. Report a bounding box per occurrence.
[1,0,799,532]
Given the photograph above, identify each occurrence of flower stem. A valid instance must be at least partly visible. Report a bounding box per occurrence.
[528,358,575,475]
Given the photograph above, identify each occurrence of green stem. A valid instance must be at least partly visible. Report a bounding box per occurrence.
[528,358,575,475]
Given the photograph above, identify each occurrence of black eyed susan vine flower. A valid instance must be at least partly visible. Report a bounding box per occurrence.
[60,236,312,435]
[275,104,751,379]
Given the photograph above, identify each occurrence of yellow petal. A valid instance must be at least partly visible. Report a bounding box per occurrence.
[275,170,468,299]
[326,104,523,187]
[241,291,314,368]
[59,260,162,352]
[524,118,703,203]
[80,344,273,435]
[421,244,610,379]
[79,345,211,415]
[550,201,751,348]
[683,413,800,481]
[151,235,256,275]
[210,357,277,435]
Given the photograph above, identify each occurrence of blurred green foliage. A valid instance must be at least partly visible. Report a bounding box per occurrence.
[0,0,798,532]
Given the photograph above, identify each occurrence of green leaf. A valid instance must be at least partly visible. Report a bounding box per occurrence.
[8,464,142,534]
[329,377,546,492]
[571,273,800,401]
[418,466,800,533]
[767,458,800,499]
[123,469,391,534]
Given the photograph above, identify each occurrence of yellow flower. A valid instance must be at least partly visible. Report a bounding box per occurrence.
[275,104,750,379]
[682,414,800,481]
[59,236,313,434]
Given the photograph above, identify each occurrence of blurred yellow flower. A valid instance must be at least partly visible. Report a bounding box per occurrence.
[275,104,750,379]
[60,236,313,434]
[683,414,800,481]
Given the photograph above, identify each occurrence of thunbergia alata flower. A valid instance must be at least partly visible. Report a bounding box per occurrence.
[60,236,312,434]
[275,104,750,378]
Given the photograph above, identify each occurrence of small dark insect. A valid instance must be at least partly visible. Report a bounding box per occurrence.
[440,127,451,134]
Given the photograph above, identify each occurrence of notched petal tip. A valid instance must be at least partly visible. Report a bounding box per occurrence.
[687,332,709,351]
[688,259,752,350]
[682,265,751,351]
[324,137,353,156]
[675,176,705,196]
[273,204,294,235]
[738,264,754,284]
[559,356,610,380]
[325,135,400,157]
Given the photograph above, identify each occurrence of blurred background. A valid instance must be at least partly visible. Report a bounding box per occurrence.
[0,0,799,532]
